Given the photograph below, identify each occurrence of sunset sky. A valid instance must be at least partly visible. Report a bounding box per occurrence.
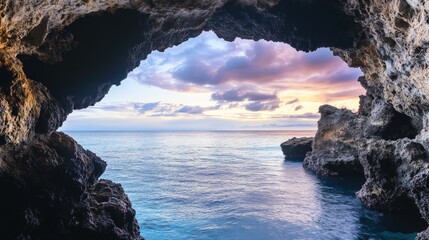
[60,31,364,131]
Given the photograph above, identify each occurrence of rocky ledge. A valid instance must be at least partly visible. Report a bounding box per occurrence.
[303,105,365,176]
[2,0,429,238]
[281,137,313,160]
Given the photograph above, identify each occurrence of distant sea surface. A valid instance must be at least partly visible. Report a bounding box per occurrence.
[67,131,425,240]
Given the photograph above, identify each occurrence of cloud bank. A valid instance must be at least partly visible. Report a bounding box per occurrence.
[63,31,364,130]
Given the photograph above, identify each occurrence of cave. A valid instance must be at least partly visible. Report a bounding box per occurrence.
[0,67,14,94]
[380,111,423,140]
[1,0,429,239]
[18,9,149,111]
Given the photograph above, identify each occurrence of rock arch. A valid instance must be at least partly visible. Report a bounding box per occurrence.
[1,0,429,239]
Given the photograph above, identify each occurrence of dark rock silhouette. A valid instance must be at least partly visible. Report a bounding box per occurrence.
[0,132,141,239]
[281,137,313,160]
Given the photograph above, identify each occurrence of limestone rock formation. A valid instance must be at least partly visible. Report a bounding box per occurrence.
[303,105,365,176]
[280,137,313,160]
[0,132,140,239]
[1,0,429,238]
[357,139,428,214]
[74,179,142,240]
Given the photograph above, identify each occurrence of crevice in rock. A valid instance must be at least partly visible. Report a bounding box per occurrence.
[0,66,14,95]
[381,202,428,234]
[22,16,49,46]
[380,112,422,140]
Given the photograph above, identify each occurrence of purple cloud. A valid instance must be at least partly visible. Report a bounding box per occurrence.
[134,102,160,113]
[295,105,304,111]
[131,102,224,117]
[92,103,130,111]
[125,31,364,114]
[131,33,362,92]
[245,100,280,112]
[286,98,299,105]
[324,89,365,101]
[212,88,278,102]
[176,105,205,114]
[272,113,320,119]
[307,68,362,84]
[303,48,336,67]
[172,60,214,85]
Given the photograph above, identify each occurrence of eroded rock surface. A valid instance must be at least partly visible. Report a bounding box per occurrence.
[0,132,140,239]
[73,179,141,240]
[304,105,365,176]
[1,0,429,238]
[357,139,428,213]
[281,137,313,160]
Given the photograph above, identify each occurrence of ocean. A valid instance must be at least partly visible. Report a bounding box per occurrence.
[67,131,425,240]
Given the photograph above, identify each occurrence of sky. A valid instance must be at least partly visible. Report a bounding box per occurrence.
[60,31,364,131]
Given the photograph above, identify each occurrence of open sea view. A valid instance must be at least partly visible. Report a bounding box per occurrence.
[67,131,425,240]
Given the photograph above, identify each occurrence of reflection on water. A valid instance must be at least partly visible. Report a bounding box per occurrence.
[67,131,426,240]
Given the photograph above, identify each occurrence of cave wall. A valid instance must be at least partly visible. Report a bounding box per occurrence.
[1,0,429,239]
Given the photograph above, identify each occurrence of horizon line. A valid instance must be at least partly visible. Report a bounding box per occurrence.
[61,129,317,132]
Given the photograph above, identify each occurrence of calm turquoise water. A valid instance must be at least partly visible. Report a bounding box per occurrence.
[67,131,425,240]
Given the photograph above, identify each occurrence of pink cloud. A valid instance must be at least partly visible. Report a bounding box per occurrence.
[128,31,364,112]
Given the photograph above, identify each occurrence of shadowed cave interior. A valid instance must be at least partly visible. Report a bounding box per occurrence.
[18,0,360,113]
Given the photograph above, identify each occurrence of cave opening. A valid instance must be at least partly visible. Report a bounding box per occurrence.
[8,1,428,239]
[380,112,423,140]
[61,31,365,131]
[17,0,363,114]
[56,30,426,238]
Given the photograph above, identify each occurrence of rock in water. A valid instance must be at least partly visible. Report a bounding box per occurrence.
[303,105,365,176]
[0,132,141,239]
[281,137,313,160]
[74,179,142,240]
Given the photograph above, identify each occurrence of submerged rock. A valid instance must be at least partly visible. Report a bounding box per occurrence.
[281,137,313,160]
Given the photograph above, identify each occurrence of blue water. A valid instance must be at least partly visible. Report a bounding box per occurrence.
[67,131,425,240]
